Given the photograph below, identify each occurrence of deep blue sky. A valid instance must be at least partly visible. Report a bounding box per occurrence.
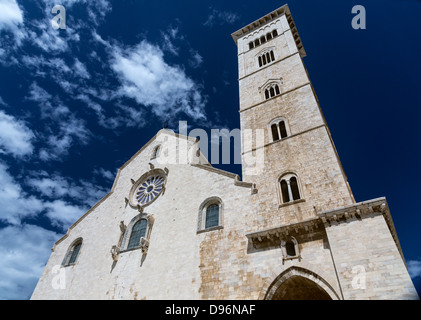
[0,0,420,299]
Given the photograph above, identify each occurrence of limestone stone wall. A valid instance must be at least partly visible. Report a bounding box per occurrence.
[325,212,419,300]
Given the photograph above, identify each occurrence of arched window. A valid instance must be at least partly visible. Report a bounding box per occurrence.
[264,83,281,100]
[120,213,155,254]
[205,204,219,229]
[151,145,161,160]
[260,36,266,44]
[127,219,148,250]
[254,39,260,47]
[290,176,300,200]
[280,237,300,262]
[262,54,267,65]
[257,50,275,68]
[279,173,301,204]
[197,197,223,232]
[279,120,287,138]
[271,123,280,141]
[265,90,270,100]
[266,32,273,40]
[62,238,83,266]
[280,180,290,203]
[285,241,296,256]
[249,42,254,50]
[272,29,278,37]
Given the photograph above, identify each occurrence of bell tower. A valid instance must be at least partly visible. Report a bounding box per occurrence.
[232,5,355,225]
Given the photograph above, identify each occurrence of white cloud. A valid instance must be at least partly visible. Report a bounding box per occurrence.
[73,58,90,79]
[27,173,108,207]
[0,0,24,42]
[93,167,116,182]
[0,110,34,157]
[0,161,107,229]
[0,224,60,300]
[0,162,44,225]
[111,40,207,121]
[40,117,90,161]
[204,8,239,27]
[189,49,203,68]
[160,26,183,56]
[27,82,91,160]
[43,200,87,228]
[408,259,421,279]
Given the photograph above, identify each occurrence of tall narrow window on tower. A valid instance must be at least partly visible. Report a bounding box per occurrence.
[279,173,301,204]
[269,118,288,142]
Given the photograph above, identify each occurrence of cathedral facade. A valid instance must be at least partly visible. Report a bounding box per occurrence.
[31,5,419,300]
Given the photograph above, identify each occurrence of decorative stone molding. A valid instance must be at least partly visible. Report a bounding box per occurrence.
[317,197,405,262]
[261,266,340,300]
[139,237,149,254]
[246,217,321,249]
[110,245,120,262]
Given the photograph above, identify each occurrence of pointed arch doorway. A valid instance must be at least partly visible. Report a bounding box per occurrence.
[263,267,340,300]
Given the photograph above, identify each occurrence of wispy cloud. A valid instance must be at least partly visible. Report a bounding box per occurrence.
[111,40,207,123]
[408,259,421,279]
[0,0,25,43]
[27,82,91,161]
[204,7,240,27]
[0,110,35,157]
[0,224,60,300]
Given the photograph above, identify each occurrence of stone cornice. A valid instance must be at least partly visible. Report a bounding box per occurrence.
[231,5,289,44]
[246,217,322,248]
[245,197,404,262]
[317,197,404,262]
[191,163,257,194]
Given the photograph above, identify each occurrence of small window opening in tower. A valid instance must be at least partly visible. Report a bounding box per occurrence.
[279,121,287,138]
[266,52,271,63]
[262,54,267,65]
[271,124,280,141]
[290,177,301,200]
[285,241,296,256]
[281,180,290,203]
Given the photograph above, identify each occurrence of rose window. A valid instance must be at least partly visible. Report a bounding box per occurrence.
[135,175,165,205]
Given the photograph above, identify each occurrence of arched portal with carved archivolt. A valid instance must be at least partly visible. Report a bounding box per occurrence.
[263,266,340,300]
